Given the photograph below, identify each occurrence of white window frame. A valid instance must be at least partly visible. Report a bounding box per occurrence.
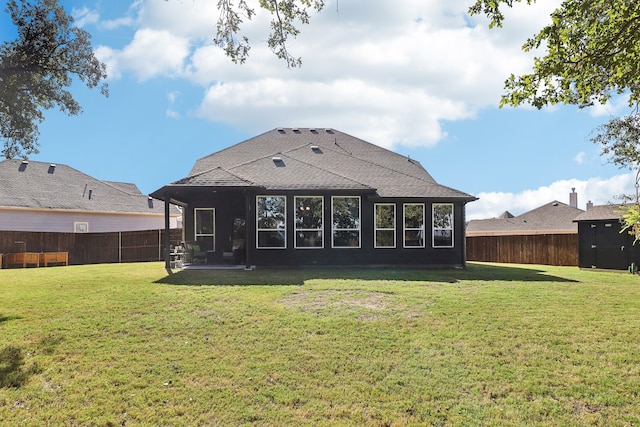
[403,203,425,248]
[331,196,361,248]
[256,195,287,249]
[194,208,215,252]
[74,221,89,233]
[295,196,324,249]
[374,203,396,248]
[432,203,454,248]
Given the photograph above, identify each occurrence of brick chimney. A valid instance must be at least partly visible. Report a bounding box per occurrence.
[570,188,578,208]
[587,200,594,210]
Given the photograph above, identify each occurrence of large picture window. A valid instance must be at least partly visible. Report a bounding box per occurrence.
[433,203,454,248]
[332,196,360,248]
[194,208,215,252]
[404,203,425,248]
[295,196,323,248]
[257,196,286,248]
[375,203,395,248]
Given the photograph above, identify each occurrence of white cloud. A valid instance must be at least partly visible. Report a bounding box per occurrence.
[574,151,586,165]
[197,79,471,147]
[99,0,562,148]
[588,94,632,117]
[467,173,635,220]
[166,109,180,119]
[96,29,190,81]
[72,7,100,28]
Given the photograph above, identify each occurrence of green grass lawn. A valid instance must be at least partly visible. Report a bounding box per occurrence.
[1,262,639,426]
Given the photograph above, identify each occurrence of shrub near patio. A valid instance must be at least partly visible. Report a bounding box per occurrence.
[1,262,639,425]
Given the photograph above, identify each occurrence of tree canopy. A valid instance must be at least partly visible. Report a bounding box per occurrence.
[469,0,640,242]
[0,0,107,159]
[212,0,325,68]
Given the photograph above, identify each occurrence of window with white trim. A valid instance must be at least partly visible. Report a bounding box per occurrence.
[433,203,454,248]
[332,196,360,248]
[374,203,395,248]
[194,208,215,252]
[74,222,89,233]
[257,196,286,248]
[295,196,323,248]
[403,203,425,248]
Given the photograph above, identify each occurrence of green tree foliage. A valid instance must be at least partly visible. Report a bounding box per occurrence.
[0,0,108,159]
[213,0,325,68]
[470,0,640,242]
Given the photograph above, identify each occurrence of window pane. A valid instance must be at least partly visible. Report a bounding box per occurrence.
[195,209,214,234]
[433,204,453,229]
[404,204,424,228]
[375,204,395,228]
[258,231,286,248]
[404,230,424,247]
[433,230,453,247]
[295,197,323,229]
[376,230,395,247]
[333,231,360,247]
[257,196,285,229]
[296,231,323,248]
[333,197,360,229]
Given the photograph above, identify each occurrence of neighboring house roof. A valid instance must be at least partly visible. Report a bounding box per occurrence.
[467,201,584,236]
[0,159,177,215]
[573,204,622,222]
[155,128,476,201]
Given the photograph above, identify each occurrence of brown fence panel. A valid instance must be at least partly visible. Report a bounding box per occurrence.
[1,229,183,266]
[466,234,578,266]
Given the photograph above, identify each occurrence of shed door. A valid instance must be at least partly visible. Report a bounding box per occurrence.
[594,222,628,270]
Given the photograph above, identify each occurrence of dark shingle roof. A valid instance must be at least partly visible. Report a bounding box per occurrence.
[467,201,584,236]
[573,204,622,222]
[0,159,171,215]
[164,128,475,200]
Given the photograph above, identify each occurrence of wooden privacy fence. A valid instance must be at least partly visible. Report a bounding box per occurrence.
[466,233,579,266]
[0,229,182,266]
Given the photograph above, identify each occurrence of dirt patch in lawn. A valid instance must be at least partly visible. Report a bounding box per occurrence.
[280,289,420,320]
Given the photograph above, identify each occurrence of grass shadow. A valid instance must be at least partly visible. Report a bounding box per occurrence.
[156,262,579,286]
[0,314,23,324]
[0,345,40,388]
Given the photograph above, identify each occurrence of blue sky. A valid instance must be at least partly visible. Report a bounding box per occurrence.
[1,0,633,219]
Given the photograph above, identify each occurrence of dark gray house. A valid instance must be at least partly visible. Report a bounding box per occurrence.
[151,128,476,268]
[574,204,640,270]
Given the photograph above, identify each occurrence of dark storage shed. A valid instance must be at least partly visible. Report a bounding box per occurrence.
[574,204,640,271]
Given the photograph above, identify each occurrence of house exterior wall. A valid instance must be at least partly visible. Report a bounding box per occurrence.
[577,221,640,270]
[0,208,179,233]
[180,189,468,267]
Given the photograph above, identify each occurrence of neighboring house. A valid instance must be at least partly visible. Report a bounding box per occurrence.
[573,204,640,271]
[466,190,585,266]
[467,199,584,236]
[0,159,180,233]
[151,127,477,267]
